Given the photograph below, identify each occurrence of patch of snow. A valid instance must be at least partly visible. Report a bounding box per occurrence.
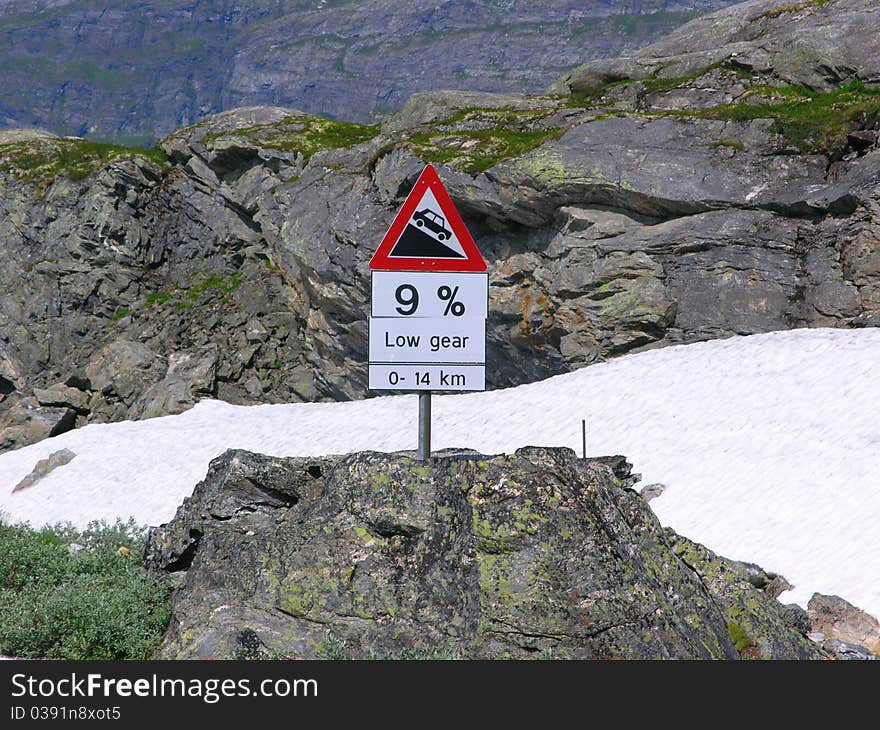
[1,328,878,620]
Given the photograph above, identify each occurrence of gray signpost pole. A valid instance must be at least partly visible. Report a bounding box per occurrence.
[418,392,432,460]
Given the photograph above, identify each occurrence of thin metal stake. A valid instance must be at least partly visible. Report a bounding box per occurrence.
[418,392,432,461]
[581,419,586,459]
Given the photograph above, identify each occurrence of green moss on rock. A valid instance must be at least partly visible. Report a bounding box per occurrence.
[204,114,379,161]
[0,137,168,186]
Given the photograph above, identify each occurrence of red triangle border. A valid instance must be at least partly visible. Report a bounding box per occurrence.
[369,164,487,272]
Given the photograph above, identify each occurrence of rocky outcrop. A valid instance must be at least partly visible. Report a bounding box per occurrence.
[0,1,739,141]
[1,0,879,452]
[554,0,879,96]
[808,593,880,658]
[144,446,823,660]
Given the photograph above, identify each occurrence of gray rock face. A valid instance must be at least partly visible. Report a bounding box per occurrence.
[0,1,739,141]
[0,398,76,453]
[554,0,880,96]
[145,447,821,659]
[0,0,879,451]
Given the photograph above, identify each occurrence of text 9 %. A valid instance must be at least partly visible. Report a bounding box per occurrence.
[394,284,466,316]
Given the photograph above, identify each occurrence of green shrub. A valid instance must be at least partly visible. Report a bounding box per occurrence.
[0,518,171,659]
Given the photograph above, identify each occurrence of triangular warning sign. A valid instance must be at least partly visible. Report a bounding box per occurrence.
[370,164,487,272]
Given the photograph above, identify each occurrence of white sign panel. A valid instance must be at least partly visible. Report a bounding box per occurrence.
[369,316,485,364]
[371,271,488,319]
[368,364,485,392]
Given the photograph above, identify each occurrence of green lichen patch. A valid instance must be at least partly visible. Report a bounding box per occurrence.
[205,114,380,161]
[411,128,563,174]
[477,552,514,606]
[0,137,168,186]
[409,106,566,174]
[760,0,828,20]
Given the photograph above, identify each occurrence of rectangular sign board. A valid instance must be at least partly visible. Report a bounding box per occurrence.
[371,271,488,319]
[368,364,485,392]
[369,316,485,364]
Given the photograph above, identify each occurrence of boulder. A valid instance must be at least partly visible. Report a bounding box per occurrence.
[33,384,90,414]
[145,447,820,660]
[12,449,77,493]
[128,348,219,420]
[0,398,76,454]
[808,593,880,657]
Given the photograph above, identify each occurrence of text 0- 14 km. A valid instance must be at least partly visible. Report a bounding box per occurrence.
[367,364,485,391]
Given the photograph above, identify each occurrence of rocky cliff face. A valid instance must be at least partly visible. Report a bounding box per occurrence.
[144,446,822,659]
[1,0,879,452]
[0,0,738,142]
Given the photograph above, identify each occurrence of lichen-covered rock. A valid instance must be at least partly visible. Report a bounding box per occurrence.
[145,447,819,660]
[33,384,90,415]
[671,535,824,659]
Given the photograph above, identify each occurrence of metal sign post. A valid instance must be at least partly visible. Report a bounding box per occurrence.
[367,164,488,457]
[418,392,432,461]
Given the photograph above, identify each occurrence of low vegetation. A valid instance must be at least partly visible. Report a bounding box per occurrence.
[0,137,168,186]
[118,270,243,324]
[409,106,565,173]
[0,518,171,659]
[205,114,380,161]
[684,78,880,155]
[761,0,828,20]
[568,66,879,158]
[318,629,460,660]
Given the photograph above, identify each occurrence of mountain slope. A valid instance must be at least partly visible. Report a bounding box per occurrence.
[0,0,878,453]
[0,0,739,141]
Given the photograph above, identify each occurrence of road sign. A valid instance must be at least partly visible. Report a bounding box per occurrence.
[368,163,487,410]
[369,164,487,272]
[371,271,488,319]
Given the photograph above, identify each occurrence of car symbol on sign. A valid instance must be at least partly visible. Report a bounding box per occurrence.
[413,208,451,240]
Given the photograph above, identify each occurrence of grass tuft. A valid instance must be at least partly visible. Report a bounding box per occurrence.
[643,78,880,156]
